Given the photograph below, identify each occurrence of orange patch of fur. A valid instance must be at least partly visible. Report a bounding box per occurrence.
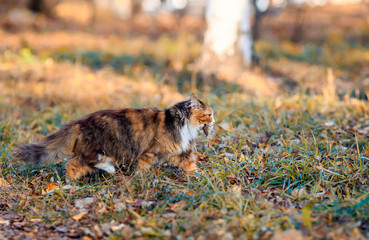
[66,157,94,179]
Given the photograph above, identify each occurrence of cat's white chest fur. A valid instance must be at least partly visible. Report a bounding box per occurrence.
[179,123,199,151]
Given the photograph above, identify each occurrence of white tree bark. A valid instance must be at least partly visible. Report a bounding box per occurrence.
[199,0,253,70]
[238,0,253,65]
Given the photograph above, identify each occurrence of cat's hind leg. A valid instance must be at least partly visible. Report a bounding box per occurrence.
[136,152,156,173]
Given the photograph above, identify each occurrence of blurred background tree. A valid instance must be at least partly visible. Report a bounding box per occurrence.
[196,0,253,74]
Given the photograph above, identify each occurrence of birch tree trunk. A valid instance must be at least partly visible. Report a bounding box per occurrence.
[196,0,253,74]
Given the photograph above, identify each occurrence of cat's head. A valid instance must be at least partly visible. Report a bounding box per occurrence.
[188,93,214,136]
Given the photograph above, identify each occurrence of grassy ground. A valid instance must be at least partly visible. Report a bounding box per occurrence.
[1,4,369,240]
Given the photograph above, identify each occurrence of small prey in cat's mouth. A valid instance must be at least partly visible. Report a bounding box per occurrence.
[203,124,211,137]
[202,117,215,137]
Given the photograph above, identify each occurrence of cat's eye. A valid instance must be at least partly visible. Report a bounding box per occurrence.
[208,114,211,117]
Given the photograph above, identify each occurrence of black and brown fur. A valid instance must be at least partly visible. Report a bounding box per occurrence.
[13,94,214,179]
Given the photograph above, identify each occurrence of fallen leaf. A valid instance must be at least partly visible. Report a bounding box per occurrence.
[125,199,135,204]
[93,225,103,238]
[111,223,126,232]
[364,148,369,156]
[62,185,79,193]
[291,188,307,198]
[162,212,176,219]
[30,176,41,184]
[0,219,10,225]
[30,218,42,223]
[302,202,314,233]
[141,201,155,208]
[141,227,154,234]
[75,197,94,209]
[66,232,81,238]
[213,219,225,224]
[0,178,10,188]
[72,211,87,221]
[18,197,26,207]
[170,200,186,212]
[324,121,335,127]
[223,232,234,240]
[185,189,195,196]
[219,122,231,131]
[231,185,242,196]
[96,202,108,214]
[121,225,133,238]
[226,173,240,185]
[114,202,126,212]
[209,138,221,145]
[46,183,58,193]
[272,229,303,240]
[260,199,274,209]
[12,222,27,229]
[222,152,237,160]
[101,222,113,235]
[0,213,20,220]
[241,144,251,152]
[339,146,348,153]
[324,189,332,196]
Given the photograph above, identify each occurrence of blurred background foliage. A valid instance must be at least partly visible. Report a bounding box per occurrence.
[0,0,369,100]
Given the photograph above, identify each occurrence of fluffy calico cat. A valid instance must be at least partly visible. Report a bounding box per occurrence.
[13,94,214,179]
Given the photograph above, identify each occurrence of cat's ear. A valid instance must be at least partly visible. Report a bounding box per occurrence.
[190,93,200,109]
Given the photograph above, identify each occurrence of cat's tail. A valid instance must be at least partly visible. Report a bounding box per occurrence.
[13,123,80,166]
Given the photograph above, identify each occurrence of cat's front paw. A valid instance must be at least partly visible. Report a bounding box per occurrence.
[180,161,198,174]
